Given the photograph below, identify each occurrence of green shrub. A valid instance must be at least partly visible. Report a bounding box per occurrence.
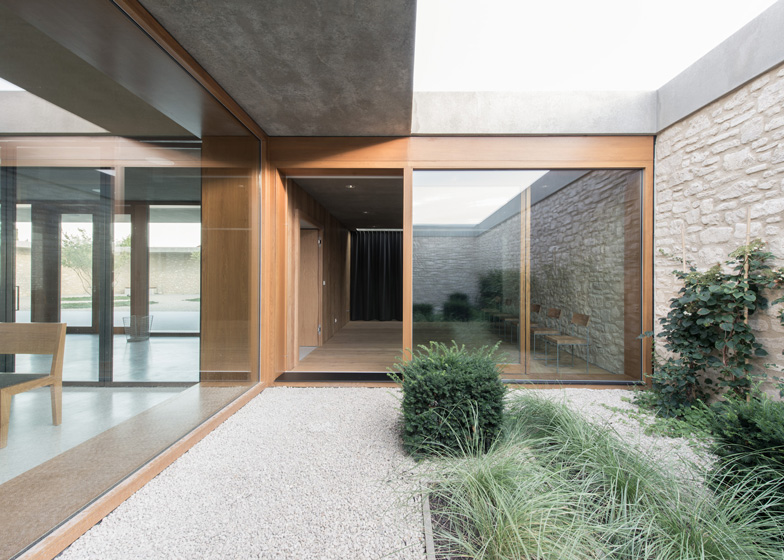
[412,303,434,322]
[442,292,472,322]
[389,341,506,456]
[709,396,784,476]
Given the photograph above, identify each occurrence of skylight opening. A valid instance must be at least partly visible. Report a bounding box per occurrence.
[414,0,778,92]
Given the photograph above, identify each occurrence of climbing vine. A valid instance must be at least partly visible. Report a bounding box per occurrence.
[643,240,784,417]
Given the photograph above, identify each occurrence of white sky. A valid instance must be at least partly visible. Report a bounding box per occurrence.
[414,170,546,224]
[414,0,778,91]
[0,77,23,91]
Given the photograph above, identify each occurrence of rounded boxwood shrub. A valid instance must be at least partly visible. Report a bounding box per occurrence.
[389,341,506,456]
[442,293,472,322]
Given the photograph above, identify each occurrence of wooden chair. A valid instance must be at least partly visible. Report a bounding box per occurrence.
[0,323,66,449]
[543,313,590,374]
[530,303,542,329]
[530,307,561,358]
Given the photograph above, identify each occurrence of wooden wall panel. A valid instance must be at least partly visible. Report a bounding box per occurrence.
[200,136,259,383]
[298,229,321,346]
[285,179,350,369]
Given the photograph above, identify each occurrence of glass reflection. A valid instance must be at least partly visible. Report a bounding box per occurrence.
[412,169,643,381]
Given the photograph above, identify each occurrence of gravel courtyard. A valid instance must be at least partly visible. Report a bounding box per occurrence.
[59,387,706,559]
[59,388,425,560]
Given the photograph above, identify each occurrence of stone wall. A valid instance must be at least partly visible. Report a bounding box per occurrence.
[530,170,633,375]
[413,234,477,311]
[413,214,521,313]
[655,61,784,387]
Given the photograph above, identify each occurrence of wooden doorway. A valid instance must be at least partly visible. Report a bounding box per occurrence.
[297,221,323,358]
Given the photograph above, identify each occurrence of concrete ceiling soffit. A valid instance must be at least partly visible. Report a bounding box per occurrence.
[293,177,403,230]
[139,0,417,137]
[1,0,250,138]
[0,4,189,137]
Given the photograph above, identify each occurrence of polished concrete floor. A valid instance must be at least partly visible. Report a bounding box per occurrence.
[13,335,199,382]
[0,386,187,485]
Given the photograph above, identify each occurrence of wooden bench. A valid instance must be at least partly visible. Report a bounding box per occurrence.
[0,322,66,448]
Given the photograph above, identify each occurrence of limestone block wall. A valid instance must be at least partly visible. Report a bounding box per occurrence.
[529,170,633,375]
[413,235,478,311]
[655,61,784,385]
[476,214,521,308]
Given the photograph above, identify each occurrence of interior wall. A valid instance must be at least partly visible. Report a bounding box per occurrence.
[285,179,350,369]
[200,136,260,383]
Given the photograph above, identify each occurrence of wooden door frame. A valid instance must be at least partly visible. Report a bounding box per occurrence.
[268,136,655,384]
[292,208,323,367]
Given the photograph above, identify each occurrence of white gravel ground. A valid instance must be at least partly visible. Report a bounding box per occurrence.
[59,388,424,560]
[59,387,709,560]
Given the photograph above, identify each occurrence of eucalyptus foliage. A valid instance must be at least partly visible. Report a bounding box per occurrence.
[646,240,784,416]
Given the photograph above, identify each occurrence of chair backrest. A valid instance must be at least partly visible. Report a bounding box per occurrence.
[531,303,541,313]
[571,313,590,327]
[0,322,67,379]
[546,308,561,319]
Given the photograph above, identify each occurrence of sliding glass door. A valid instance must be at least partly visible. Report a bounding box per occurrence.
[1,165,202,383]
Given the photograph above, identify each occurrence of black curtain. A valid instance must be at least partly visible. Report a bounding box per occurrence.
[350,231,403,321]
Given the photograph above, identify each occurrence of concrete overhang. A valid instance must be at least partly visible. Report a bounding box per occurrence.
[139,0,417,137]
[412,91,658,135]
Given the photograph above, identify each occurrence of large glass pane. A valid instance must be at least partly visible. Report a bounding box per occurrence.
[412,169,643,382]
[149,205,200,334]
[60,214,94,328]
[0,3,258,554]
[113,213,131,328]
[528,169,642,380]
[413,170,535,364]
[15,204,31,323]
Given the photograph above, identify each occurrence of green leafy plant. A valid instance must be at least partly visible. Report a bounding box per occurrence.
[412,303,434,322]
[478,269,520,311]
[442,292,472,322]
[61,229,131,294]
[643,240,784,416]
[707,395,784,520]
[389,341,505,456]
[709,396,784,477]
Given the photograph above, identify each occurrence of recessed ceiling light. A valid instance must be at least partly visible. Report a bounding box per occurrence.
[362,211,369,214]
[346,184,356,189]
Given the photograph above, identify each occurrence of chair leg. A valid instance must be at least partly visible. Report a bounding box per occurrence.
[585,343,589,375]
[1,390,11,449]
[51,382,62,425]
[556,344,560,374]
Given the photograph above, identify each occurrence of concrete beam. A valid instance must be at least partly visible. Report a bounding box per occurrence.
[657,0,784,132]
[412,91,657,135]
